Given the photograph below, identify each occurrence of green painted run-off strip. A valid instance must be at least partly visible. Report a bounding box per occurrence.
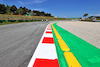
[52,22,100,67]
[51,24,68,67]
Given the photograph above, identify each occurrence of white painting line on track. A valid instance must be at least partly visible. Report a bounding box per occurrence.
[32,44,57,59]
[43,34,53,37]
[45,30,52,31]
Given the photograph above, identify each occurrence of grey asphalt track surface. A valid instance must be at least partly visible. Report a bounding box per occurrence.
[57,21,100,49]
[0,21,50,67]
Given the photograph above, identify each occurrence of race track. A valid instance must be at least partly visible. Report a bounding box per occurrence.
[0,22,49,67]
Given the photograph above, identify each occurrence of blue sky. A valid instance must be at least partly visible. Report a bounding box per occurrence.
[0,0,100,18]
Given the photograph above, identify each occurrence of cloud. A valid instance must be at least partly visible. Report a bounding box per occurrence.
[33,0,47,4]
[18,1,23,5]
[32,8,42,10]
[89,14,100,16]
[18,0,47,5]
[21,0,47,5]
[26,0,47,5]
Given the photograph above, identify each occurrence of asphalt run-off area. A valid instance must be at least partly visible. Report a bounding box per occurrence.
[0,21,100,67]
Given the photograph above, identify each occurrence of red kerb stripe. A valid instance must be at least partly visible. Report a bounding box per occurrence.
[42,37,54,44]
[33,58,59,67]
[46,31,52,33]
[47,28,51,30]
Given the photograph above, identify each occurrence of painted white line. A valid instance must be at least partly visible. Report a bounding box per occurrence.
[43,34,53,37]
[46,30,52,31]
[33,44,57,59]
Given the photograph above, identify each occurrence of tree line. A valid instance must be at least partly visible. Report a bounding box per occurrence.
[0,3,53,17]
[83,13,100,19]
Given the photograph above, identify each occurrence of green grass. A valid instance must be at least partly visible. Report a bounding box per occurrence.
[0,14,66,20]
[0,20,42,25]
[0,14,67,25]
[96,19,100,20]
[0,21,26,25]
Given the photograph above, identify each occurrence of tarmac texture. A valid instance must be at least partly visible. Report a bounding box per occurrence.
[0,22,49,67]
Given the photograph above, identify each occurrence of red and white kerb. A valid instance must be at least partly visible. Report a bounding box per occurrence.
[28,23,59,67]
